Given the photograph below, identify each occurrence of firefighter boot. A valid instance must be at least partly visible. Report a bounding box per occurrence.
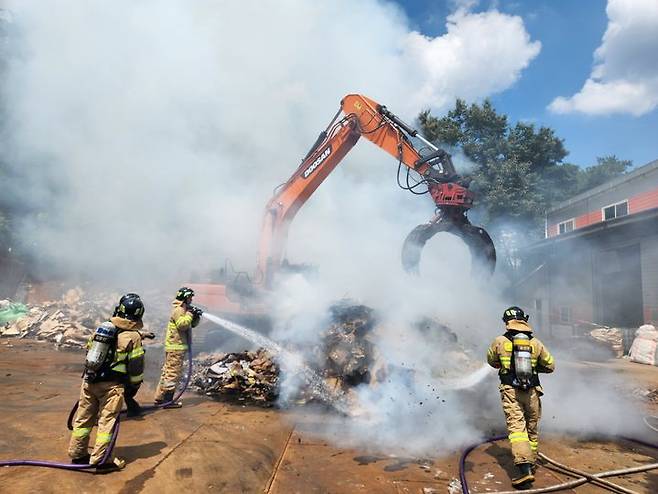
[125,395,142,417]
[95,457,126,474]
[71,454,91,465]
[511,463,534,489]
[153,390,171,406]
[155,390,182,409]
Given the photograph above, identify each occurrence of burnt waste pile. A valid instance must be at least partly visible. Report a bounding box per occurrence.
[191,349,280,405]
[191,303,377,406]
[191,302,476,408]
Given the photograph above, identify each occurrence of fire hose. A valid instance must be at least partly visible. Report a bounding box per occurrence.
[459,435,658,494]
[0,332,193,471]
[0,418,120,471]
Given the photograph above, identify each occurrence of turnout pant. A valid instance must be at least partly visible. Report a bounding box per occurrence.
[154,351,186,401]
[68,380,124,464]
[499,384,542,465]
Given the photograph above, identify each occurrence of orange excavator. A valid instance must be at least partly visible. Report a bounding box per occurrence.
[190,94,496,314]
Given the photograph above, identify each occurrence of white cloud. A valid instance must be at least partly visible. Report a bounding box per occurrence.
[404,8,541,111]
[549,0,658,116]
[550,79,658,116]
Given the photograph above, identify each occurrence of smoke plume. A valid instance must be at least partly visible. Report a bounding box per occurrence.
[1,1,642,457]
[1,0,539,283]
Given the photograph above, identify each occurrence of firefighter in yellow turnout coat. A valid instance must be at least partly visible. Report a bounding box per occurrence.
[68,294,146,471]
[154,287,201,406]
[487,306,555,489]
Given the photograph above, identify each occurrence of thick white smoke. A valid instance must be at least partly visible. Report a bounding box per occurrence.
[2,0,641,457]
[2,0,540,283]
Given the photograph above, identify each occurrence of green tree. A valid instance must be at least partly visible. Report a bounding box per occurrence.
[419,99,569,234]
[418,100,633,237]
[577,155,632,192]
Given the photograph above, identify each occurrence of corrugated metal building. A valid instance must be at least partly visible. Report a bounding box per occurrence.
[518,159,658,335]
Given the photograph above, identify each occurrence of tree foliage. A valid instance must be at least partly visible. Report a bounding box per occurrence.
[577,155,633,191]
[418,100,632,237]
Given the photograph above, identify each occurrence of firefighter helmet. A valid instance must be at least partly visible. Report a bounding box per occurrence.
[115,293,145,321]
[176,286,195,302]
[502,306,529,323]
[119,293,140,305]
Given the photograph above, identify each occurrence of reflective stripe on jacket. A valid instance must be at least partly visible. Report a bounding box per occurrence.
[165,300,192,352]
[109,316,145,385]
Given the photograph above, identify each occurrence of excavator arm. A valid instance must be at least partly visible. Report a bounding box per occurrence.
[257,94,496,288]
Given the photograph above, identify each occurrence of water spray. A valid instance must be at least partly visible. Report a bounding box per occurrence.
[202,312,351,414]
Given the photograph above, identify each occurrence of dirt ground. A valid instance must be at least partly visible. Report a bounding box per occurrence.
[2,340,658,493]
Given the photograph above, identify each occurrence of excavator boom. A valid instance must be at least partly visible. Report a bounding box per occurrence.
[191,94,496,311]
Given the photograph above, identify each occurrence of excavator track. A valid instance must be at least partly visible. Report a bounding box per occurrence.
[401,211,496,278]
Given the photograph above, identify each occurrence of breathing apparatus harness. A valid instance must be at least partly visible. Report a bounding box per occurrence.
[499,331,540,390]
[499,307,539,390]
[83,322,122,382]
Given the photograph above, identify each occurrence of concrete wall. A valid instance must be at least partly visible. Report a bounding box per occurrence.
[517,243,595,336]
[548,245,595,328]
[521,215,658,332]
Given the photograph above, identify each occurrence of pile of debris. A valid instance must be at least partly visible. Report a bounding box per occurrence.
[191,302,377,406]
[191,301,478,408]
[631,388,658,403]
[0,288,118,348]
[191,349,279,404]
[589,327,624,358]
[321,303,376,386]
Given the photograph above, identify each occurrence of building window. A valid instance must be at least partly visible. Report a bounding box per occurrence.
[559,306,572,323]
[558,219,575,235]
[602,200,629,221]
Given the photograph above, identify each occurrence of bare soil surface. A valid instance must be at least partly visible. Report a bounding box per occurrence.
[2,339,658,493]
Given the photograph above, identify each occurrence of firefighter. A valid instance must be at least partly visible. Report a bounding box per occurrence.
[68,293,146,471]
[153,287,202,407]
[487,306,555,489]
[110,293,153,418]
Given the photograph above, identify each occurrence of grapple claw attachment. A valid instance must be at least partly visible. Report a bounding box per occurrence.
[401,212,496,277]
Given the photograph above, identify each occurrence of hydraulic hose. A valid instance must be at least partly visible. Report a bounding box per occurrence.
[1,332,193,471]
[459,435,658,494]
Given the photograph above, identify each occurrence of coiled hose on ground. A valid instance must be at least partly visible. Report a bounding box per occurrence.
[0,332,193,471]
[0,419,121,471]
[459,434,658,494]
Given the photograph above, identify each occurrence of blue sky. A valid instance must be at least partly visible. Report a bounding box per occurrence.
[394,0,658,168]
